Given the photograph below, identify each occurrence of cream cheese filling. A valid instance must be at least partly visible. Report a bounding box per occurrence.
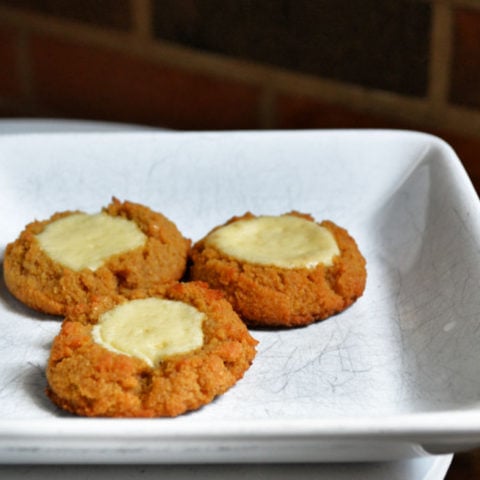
[92,298,205,367]
[35,212,147,271]
[205,215,340,268]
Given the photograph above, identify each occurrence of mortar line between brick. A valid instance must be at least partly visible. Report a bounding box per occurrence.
[428,1,453,110]
[450,0,480,10]
[131,0,153,39]
[257,88,277,129]
[0,7,141,51]
[16,28,34,102]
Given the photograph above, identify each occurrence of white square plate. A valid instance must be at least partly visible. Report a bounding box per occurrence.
[1,129,480,464]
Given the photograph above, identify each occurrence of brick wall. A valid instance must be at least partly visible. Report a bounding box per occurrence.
[0,0,479,191]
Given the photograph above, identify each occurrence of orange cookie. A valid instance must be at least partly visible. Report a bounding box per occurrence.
[189,212,366,328]
[46,281,257,417]
[3,198,190,315]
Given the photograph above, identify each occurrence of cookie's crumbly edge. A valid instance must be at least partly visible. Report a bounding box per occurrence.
[46,281,257,417]
[189,212,367,327]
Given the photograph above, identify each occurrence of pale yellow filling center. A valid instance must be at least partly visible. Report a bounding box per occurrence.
[35,212,147,271]
[92,298,205,367]
[205,215,340,268]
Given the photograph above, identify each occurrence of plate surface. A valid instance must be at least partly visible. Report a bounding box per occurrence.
[1,129,480,463]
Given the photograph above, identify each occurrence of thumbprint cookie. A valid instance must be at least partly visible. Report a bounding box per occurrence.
[189,212,366,328]
[46,281,257,417]
[3,198,190,315]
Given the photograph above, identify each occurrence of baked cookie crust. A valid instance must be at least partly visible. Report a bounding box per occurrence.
[3,198,190,315]
[189,212,367,328]
[46,282,257,417]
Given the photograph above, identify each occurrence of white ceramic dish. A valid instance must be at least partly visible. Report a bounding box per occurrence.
[0,129,479,464]
[0,454,454,479]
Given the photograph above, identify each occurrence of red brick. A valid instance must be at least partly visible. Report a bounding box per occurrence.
[436,131,480,194]
[276,94,405,129]
[0,27,21,97]
[450,8,480,108]
[30,36,260,130]
[446,448,480,480]
[153,0,431,96]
